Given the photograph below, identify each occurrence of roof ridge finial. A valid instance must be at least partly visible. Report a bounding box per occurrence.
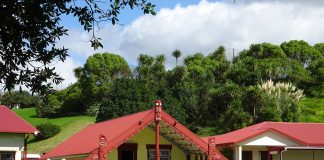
[154,100,162,121]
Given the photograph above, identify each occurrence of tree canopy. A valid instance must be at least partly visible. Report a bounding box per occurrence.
[0,0,155,93]
[35,40,321,135]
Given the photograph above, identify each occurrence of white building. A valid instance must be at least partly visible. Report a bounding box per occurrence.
[203,122,324,160]
[0,105,38,160]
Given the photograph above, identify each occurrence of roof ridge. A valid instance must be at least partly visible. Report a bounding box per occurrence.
[252,121,269,130]
[266,121,324,125]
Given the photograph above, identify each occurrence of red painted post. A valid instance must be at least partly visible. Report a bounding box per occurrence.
[156,121,160,160]
[99,135,108,160]
[208,137,215,160]
[155,100,162,160]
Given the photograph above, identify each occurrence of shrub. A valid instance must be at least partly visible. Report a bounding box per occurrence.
[36,94,62,117]
[257,80,304,122]
[36,123,61,140]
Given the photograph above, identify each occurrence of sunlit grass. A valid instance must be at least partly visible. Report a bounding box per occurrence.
[14,108,95,154]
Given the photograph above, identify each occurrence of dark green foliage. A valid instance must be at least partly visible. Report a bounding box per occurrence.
[0,91,40,108]
[314,43,324,57]
[281,40,321,66]
[96,78,156,122]
[36,94,62,118]
[36,41,319,137]
[0,0,155,93]
[36,123,61,140]
[306,58,324,97]
[36,83,84,117]
[240,43,286,59]
[80,53,131,105]
[218,105,252,133]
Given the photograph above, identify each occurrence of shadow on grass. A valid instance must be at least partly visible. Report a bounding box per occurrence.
[28,137,43,144]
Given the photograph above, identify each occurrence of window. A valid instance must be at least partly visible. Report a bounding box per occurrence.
[0,152,15,160]
[146,144,172,160]
[260,151,268,160]
[118,143,138,160]
[242,151,252,160]
[148,149,170,160]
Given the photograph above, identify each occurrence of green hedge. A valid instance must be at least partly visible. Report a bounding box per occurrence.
[36,123,61,140]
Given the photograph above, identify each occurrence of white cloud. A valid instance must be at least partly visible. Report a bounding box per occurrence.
[51,57,80,90]
[54,0,324,88]
[111,0,324,66]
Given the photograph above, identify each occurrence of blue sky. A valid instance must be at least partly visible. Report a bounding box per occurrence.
[61,0,208,29]
[51,0,324,89]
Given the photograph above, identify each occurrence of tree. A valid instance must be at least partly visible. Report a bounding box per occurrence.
[36,82,84,117]
[0,0,155,93]
[281,40,321,66]
[172,49,182,66]
[314,43,324,57]
[209,46,227,61]
[96,78,156,122]
[135,54,166,87]
[79,53,131,105]
[257,80,303,122]
[307,58,324,97]
[240,43,286,59]
[36,93,62,117]
[0,91,40,108]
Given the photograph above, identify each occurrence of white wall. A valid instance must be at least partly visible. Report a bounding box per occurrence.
[239,131,301,147]
[0,133,25,160]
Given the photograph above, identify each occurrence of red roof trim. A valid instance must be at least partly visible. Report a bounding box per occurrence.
[234,128,306,146]
[42,109,155,159]
[104,109,155,153]
[43,105,218,159]
[161,111,209,153]
[204,122,324,147]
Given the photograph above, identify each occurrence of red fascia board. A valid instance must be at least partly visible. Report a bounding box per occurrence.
[104,110,155,153]
[42,109,155,159]
[234,128,306,146]
[268,128,308,146]
[161,111,209,153]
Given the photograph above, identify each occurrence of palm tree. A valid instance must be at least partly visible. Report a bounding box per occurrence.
[73,67,83,79]
[172,49,182,66]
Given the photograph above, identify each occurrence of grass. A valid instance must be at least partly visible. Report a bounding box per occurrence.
[299,97,324,122]
[14,108,95,154]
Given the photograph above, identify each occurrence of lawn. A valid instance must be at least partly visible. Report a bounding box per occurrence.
[14,108,95,154]
[299,97,324,122]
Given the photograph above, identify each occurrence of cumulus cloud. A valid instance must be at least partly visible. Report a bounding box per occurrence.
[51,57,80,90]
[117,0,324,65]
[54,0,324,88]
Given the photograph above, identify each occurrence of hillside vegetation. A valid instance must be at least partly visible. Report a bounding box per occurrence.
[14,108,95,154]
[15,97,323,153]
[7,40,324,152]
[299,98,324,122]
